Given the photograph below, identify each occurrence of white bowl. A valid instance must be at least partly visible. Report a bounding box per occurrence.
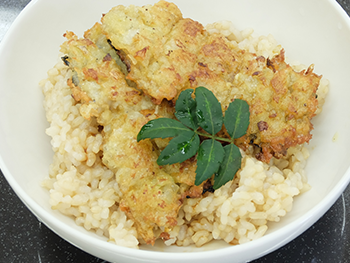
[1,0,350,262]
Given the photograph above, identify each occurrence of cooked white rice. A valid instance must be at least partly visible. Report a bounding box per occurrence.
[40,21,328,249]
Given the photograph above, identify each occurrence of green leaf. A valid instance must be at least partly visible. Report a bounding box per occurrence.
[224,99,250,139]
[213,144,241,189]
[195,86,223,135]
[136,86,250,190]
[175,89,198,130]
[195,139,225,186]
[137,118,190,142]
[157,131,200,165]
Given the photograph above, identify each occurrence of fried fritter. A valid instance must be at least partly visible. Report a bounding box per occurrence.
[102,1,242,104]
[61,0,322,246]
[232,51,320,162]
[102,112,182,245]
[60,22,199,245]
[60,23,145,122]
[101,0,321,162]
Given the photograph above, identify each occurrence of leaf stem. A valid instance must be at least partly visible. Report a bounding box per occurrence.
[195,130,233,143]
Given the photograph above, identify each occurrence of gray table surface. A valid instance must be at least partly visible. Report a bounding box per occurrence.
[1,1,350,262]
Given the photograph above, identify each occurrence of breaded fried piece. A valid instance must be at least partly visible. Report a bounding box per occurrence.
[60,0,321,244]
[60,23,199,244]
[102,112,182,245]
[60,23,146,122]
[232,51,321,162]
[101,0,321,162]
[102,1,243,104]
[101,0,183,101]
[102,100,201,244]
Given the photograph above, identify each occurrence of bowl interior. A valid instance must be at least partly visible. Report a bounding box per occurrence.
[1,0,350,262]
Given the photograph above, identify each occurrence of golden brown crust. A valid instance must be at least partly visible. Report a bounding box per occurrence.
[60,20,196,245]
[233,50,320,162]
[102,1,321,162]
[60,0,322,245]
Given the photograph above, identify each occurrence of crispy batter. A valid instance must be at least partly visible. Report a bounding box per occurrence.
[60,21,197,245]
[101,1,321,162]
[60,23,145,121]
[102,2,243,104]
[60,0,322,245]
[103,112,183,245]
[232,51,320,162]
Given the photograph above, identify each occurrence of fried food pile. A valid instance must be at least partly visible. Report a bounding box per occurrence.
[60,0,321,245]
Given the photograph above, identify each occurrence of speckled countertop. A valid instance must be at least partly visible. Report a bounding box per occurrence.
[1,1,350,262]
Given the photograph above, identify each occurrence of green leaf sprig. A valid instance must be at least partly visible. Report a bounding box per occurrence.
[137,86,250,190]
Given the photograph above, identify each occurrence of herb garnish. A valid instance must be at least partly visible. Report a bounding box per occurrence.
[137,86,250,190]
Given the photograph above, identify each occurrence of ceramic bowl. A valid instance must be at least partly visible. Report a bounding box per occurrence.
[1,0,350,262]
